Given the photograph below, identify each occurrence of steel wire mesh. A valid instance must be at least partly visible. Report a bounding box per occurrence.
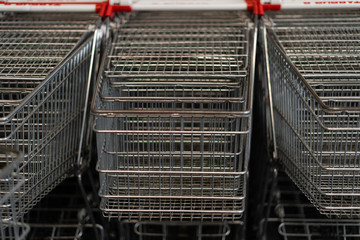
[0,12,99,29]
[0,13,99,219]
[0,147,30,240]
[264,10,360,217]
[92,11,255,222]
[269,173,360,240]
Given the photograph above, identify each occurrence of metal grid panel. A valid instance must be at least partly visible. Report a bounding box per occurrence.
[101,77,246,106]
[274,174,360,240]
[100,198,244,222]
[272,26,360,76]
[273,27,360,54]
[106,31,248,77]
[101,76,247,111]
[0,13,99,119]
[279,221,360,240]
[264,11,360,218]
[265,9,360,26]
[268,36,360,216]
[0,32,96,219]
[105,11,252,77]
[98,172,244,197]
[92,11,255,221]
[0,13,99,237]
[0,30,88,80]
[0,12,99,29]
[278,150,360,217]
[98,76,248,112]
[95,116,248,172]
[0,148,30,240]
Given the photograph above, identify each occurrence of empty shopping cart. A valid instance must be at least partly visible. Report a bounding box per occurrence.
[92,11,256,222]
[263,9,360,217]
[0,13,100,221]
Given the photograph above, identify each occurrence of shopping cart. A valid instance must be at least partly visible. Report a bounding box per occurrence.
[0,13,100,219]
[91,11,257,222]
[262,9,360,218]
[0,147,30,240]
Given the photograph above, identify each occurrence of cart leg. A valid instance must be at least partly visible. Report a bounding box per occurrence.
[261,167,278,240]
[77,173,101,240]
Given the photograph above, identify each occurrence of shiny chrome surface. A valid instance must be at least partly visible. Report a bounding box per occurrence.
[0,13,99,224]
[264,10,360,218]
[91,11,256,221]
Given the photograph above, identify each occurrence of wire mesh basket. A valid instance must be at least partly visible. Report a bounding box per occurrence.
[0,13,99,218]
[0,147,30,240]
[91,11,256,222]
[263,10,360,218]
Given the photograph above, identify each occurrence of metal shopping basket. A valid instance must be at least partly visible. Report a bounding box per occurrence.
[0,13,100,218]
[0,147,30,240]
[91,11,257,222]
[262,9,360,218]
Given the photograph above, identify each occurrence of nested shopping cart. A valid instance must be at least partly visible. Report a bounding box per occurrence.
[91,11,256,222]
[262,9,360,218]
[0,12,100,225]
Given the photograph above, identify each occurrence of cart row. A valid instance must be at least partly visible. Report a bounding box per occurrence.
[1,9,360,240]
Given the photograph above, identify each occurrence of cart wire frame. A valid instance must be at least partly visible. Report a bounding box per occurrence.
[91,11,257,222]
[262,11,360,218]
